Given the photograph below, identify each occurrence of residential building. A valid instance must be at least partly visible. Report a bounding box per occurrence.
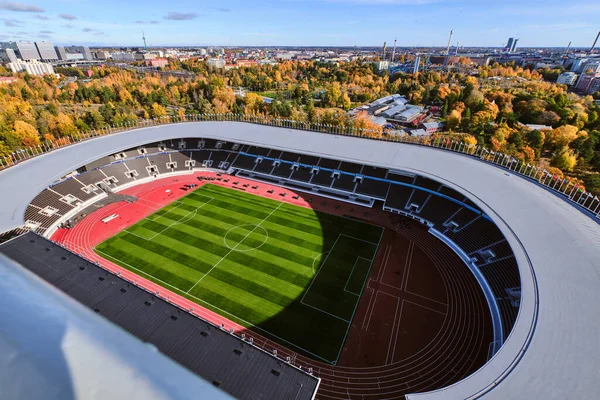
[571,58,589,72]
[207,58,226,68]
[557,72,578,86]
[589,77,600,94]
[146,58,168,68]
[581,61,600,74]
[7,60,55,76]
[576,73,600,93]
[34,41,58,61]
[15,41,40,61]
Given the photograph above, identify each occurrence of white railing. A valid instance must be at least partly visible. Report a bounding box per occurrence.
[1,113,599,218]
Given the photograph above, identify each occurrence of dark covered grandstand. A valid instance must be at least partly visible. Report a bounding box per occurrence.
[0,232,320,400]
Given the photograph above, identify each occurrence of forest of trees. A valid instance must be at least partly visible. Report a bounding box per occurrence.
[1,60,599,193]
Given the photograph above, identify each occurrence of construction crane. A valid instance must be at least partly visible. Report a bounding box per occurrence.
[445,30,453,55]
[590,31,600,54]
[565,41,572,57]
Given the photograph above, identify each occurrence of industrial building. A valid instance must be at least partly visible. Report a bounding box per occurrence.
[349,94,428,127]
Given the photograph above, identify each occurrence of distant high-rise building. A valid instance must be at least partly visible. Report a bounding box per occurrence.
[34,41,58,61]
[66,46,93,61]
[15,41,40,61]
[511,39,519,53]
[0,43,19,63]
[505,38,514,52]
[55,46,67,61]
[55,46,94,61]
[413,56,420,74]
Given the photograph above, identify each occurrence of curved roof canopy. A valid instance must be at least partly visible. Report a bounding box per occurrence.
[0,122,598,399]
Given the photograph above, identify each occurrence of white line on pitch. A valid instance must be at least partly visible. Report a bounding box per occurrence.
[95,248,335,364]
[343,257,371,296]
[147,198,213,240]
[185,202,283,294]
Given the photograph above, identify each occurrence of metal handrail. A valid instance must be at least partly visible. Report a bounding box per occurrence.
[1,113,598,218]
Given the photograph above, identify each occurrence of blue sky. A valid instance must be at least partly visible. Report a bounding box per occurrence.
[0,0,599,47]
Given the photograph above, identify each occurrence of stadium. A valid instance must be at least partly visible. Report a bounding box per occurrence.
[0,119,598,400]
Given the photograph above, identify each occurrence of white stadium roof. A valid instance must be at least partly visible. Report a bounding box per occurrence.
[0,122,599,399]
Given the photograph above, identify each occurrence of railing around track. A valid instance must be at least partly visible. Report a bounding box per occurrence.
[1,114,599,218]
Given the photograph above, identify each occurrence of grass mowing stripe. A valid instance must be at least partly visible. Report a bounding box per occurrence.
[96,247,197,290]
[193,275,283,319]
[132,212,317,282]
[206,265,299,308]
[99,237,205,281]
[118,233,218,274]
[186,202,283,293]
[95,183,385,363]
[225,251,314,286]
[144,204,327,254]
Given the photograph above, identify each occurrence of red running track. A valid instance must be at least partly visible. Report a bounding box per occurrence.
[52,172,493,399]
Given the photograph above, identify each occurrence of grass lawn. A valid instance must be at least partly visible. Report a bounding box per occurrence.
[95,184,383,363]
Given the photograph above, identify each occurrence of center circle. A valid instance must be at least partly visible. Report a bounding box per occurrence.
[223,224,269,252]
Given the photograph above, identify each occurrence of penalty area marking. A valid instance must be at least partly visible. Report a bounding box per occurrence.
[223,224,269,252]
[311,250,330,273]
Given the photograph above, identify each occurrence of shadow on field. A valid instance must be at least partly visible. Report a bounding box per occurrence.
[232,187,381,364]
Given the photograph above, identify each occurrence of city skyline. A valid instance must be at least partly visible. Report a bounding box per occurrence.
[0,0,599,47]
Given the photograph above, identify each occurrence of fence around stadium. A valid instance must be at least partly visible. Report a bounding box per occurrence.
[1,114,598,219]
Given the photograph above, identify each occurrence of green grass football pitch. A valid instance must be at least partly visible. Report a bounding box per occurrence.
[95,184,384,363]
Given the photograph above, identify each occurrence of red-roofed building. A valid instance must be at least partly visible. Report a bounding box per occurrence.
[0,76,18,85]
[236,59,258,68]
[145,58,168,68]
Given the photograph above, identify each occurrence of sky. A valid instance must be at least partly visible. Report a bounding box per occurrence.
[0,0,599,47]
